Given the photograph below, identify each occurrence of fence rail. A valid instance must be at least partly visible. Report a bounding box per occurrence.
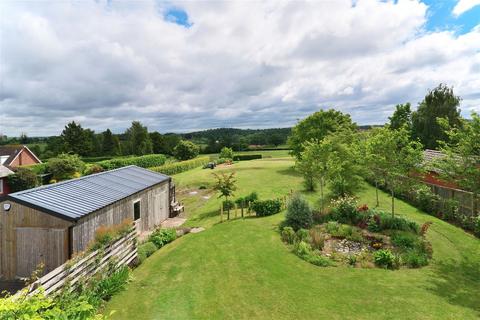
[21,228,137,297]
[425,182,479,216]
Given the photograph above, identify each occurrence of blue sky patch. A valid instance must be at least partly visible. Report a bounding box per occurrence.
[422,0,480,35]
[164,7,192,28]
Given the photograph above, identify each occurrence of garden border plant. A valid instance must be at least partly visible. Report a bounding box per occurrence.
[280,196,432,270]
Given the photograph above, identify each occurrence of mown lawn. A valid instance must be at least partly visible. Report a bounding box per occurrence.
[104,157,480,319]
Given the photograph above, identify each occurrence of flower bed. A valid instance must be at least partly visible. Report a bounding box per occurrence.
[281,196,432,269]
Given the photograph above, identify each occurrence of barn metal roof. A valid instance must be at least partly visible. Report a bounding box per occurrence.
[7,165,170,221]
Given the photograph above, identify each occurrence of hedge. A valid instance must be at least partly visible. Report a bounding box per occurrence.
[233,154,262,161]
[150,156,210,175]
[97,154,167,170]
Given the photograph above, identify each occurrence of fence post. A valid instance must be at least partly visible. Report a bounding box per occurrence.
[220,204,224,222]
[235,204,238,219]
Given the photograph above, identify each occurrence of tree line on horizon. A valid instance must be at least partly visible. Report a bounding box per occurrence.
[0,83,469,159]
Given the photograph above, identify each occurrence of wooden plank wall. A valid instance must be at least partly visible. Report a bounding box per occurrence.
[0,200,72,280]
[72,181,170,253]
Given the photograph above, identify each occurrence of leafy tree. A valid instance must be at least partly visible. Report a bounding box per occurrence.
[19,132,28,144]
[150,132,180,155]
[212,172,237,220]
[7,168,37,192]
[389,103,412,131]
[82,129,98,156]
[297,130,363,209]
[268,133,284,147]
[125,121,153,156]
[296,140,328,209]
[44,136,64,158]
[436,113,480,216]
[61,121,87,155]
[365,127,423,216]
[47,153,85,181]
[323,131,364,198]
[288,109,356,159]
[173,140,200,160]
[412,84,462,149]
[102,129,120,156]
[219,147,234,159]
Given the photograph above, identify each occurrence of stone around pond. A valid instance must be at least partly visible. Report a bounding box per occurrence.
[189,191,198,195]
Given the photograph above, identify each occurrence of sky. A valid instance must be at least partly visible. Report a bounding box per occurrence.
[0,0,479,136]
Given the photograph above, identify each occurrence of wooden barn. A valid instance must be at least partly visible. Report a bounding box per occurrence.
[0,165,173,281]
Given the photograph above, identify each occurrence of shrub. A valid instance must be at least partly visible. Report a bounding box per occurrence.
[369,212,420,234]
[373,249,396,269]
[47,153,85,180]
[233,154,262,161]
[296,228,310,242]
[391,232,418,250]
[219,147,234,160]
[284,194,313,230]
[305,253,334,267]
[330,196,358,224]
[325,221,340,234]
[223,199,235,211]
[244,192,259,204]
[84,164,104,175]
[293,241,333,267]
[346,228,363,242]
[149,228,177,248]
[6,167,38,192]
[173,140,200,160]
[413,185,440,213]
[94,266,129,300]
[98,154,167,170]
[402,250,429,268]
[150,156,210,175]
[137,242,158,263]
[281,227,296,244]
[251,199,282,217]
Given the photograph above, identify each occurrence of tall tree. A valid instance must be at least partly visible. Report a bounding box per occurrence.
[365,127,423,216]
[61,121,87,155]
[436,113,480,217]
[102,129,120,156]
[19,132,28,144]
[412,84,462,149]
[388,103,412,131]
[297,140,329,210]
[150,132,180,155]
[288,109,356,159]
[125,121,153,156]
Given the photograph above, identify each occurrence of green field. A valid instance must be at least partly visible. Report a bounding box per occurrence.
[104,157,480,319]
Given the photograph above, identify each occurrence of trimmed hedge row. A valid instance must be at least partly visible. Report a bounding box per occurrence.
[150,156,210,175]
[97,154,167,170]
[233,154,262,161]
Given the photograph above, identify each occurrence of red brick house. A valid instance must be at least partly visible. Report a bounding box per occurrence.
[0,145,42,196]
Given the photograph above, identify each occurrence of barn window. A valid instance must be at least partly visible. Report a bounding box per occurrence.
[133,200,141,221]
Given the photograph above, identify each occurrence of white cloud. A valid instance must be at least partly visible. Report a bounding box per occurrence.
[453,0,480,16]
[0,0,479,136]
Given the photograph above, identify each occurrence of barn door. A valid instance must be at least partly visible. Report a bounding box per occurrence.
[16,228,66,278]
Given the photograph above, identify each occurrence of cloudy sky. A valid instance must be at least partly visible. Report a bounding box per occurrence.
[0,0,479,136]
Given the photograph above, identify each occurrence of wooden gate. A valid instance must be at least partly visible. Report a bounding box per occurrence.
[15,228,67,278]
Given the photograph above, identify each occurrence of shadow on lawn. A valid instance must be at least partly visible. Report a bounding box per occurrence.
[429,257,480,316]
[277,167,301,177]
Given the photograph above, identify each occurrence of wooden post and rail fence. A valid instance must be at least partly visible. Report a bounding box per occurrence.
[19,227,137,297]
